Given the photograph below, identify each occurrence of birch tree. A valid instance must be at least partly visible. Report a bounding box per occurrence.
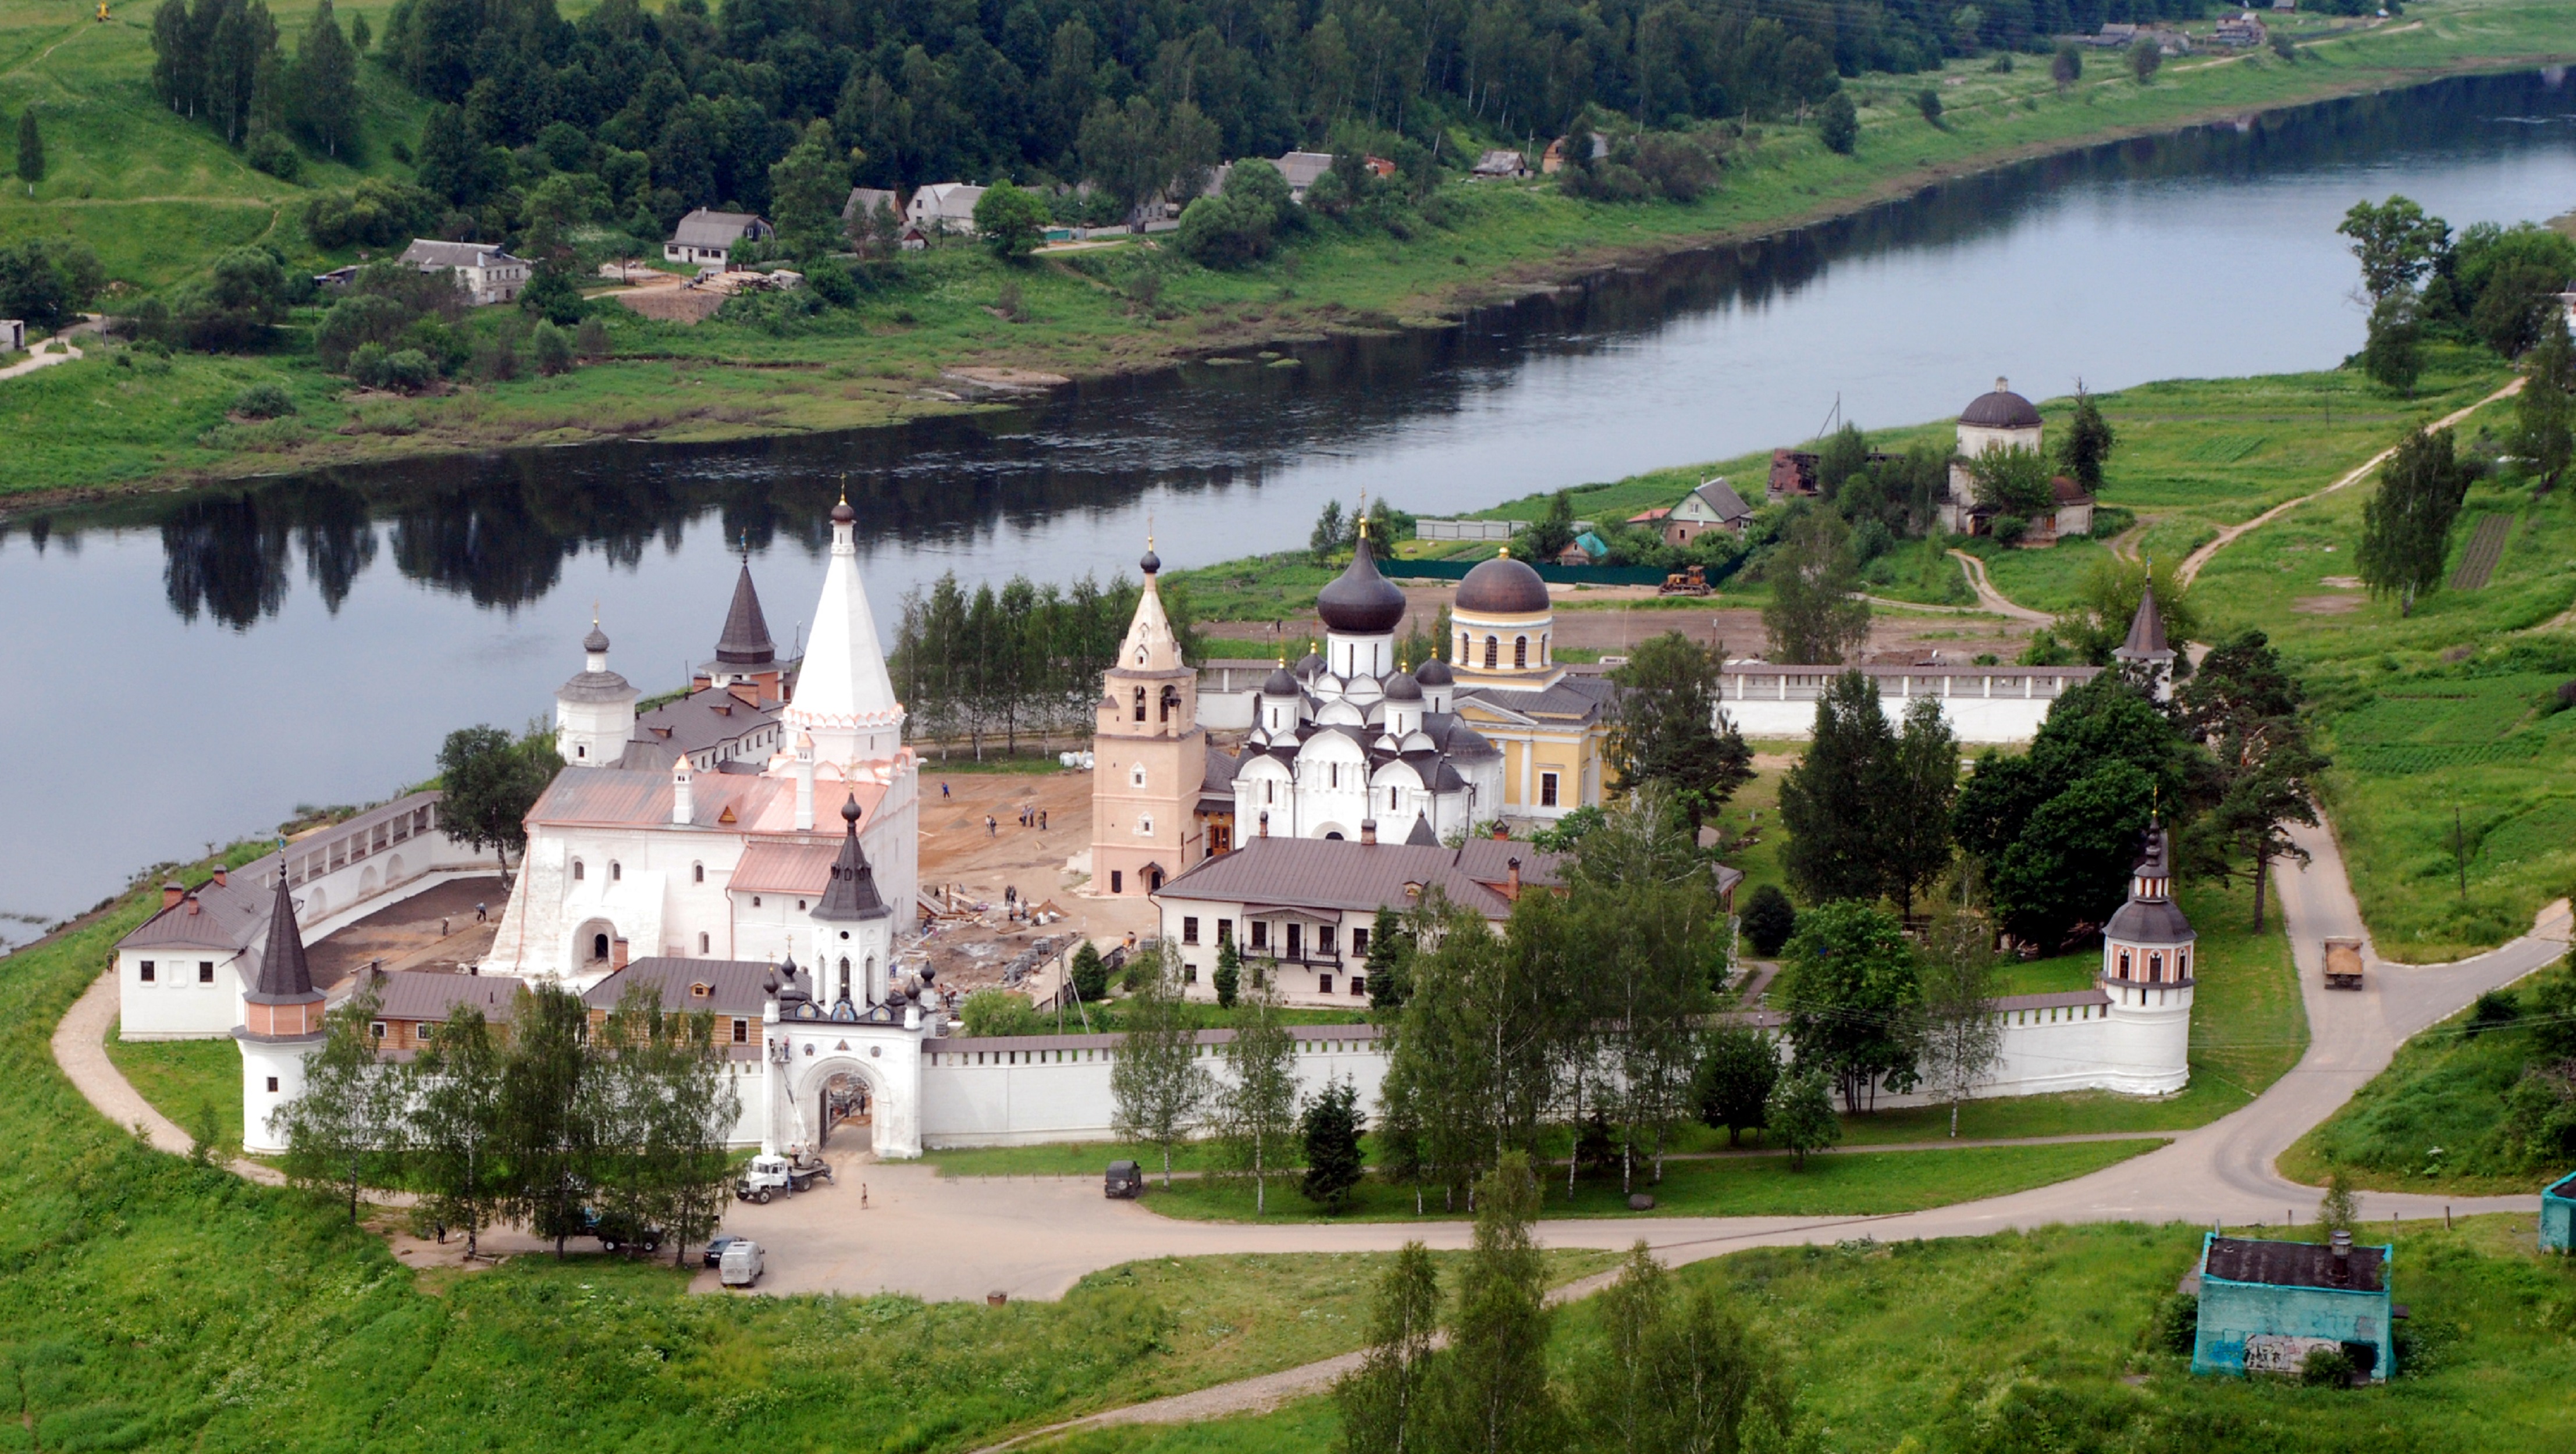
[1110,946,1210,1185]
[1219,978,1299,1213]
[1917,901,2005,1138]
[407,1002,506,1256]
[275,988,397,1223]
[1336,1242,1442,1454]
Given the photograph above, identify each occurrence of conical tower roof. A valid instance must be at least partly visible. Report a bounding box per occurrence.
[714,562,777,665]
[813,795,889,921]
[245,871,321,1005]
[2115,581,2173,662]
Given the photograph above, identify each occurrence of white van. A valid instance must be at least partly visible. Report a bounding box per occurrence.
[720,1238,764,1288]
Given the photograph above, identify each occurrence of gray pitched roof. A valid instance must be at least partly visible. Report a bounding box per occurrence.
[348,968,526,1023]
[400,239,523,269]
[245,873,321,1006]
[118,874,271,953]
[2205,1236,2386,1293]
[1157,835,1564,919]
[585,957,780,1019]
[671,209,770,248]
[1692,478,1753,522]
[714,563,777,664]
[2115,583,2173,660]
[629,686,781,760]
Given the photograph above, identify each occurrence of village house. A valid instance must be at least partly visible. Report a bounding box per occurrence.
[1554,529,1611,565]
[1471,149,1531,179]
[341,964,526,1055]
[664,209,773,269]
[1659,477,1755,544]
[396,239,530,305]
[907,183,986,236]
[1151,833,1567,1004]
[2191,1232,2397,1383]
[1,318,24,351]
[1541,133,1610,173]
[1272,151,1335,201]
[2213,11,2268,45]
[2544,1170,2575,1252]
[841,186,902,230]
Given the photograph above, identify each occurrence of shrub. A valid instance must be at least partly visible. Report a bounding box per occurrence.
[1070,942,1109,1002]
[574,315,611,360]
[1177,193,1269,268]
[232,381,296,418]
[1916,88,1943,125]
[2151,1293,2198,1355]
[2299,1345,2356,1387]
[245,130,302,181]
[1742,883,1798,955]
[803,256,857,308]
[2052,41,2084,89]
[973,180,1050,262]
[1816,92,1858,155]
[1991,515,2029,545]
[2465,988,2521,1036]
[529,320,574,376]
[518,265,583,326]
[959,988,1043,1037]
[2131,39,2163,84]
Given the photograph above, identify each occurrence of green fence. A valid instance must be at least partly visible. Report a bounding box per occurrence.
[1379,557,1745,589]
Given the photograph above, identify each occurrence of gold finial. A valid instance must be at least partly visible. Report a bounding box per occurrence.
[592,599,599,625]
[1499,545,1510,559]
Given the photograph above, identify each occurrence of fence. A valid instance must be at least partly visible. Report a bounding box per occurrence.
[1414,518,1524,542]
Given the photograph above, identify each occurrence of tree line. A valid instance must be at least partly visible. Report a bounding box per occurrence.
[275,980,741,1263]
[889,568,1201,757]
[2342,195,2576,398]
[149,0,365,176]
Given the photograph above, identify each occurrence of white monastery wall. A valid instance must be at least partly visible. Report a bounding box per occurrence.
[1722,668,2099,745]
[916,1028,1391,1148]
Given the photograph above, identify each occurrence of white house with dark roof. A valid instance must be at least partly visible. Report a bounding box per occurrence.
[397,239,531,305]
[664,209,774,269]
[1659,477,1753,546]
[1151,834,1565,1004]
[905,183,985,236]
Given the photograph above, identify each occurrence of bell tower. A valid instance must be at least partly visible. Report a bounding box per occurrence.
[1090,538,1205,896]
[2097,814,2194,1095]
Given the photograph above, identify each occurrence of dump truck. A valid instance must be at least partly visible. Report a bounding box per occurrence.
[2322,937,2364,991]
[1658,564,1711,596]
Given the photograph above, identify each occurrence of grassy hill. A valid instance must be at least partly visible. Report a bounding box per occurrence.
[0,0,428,285]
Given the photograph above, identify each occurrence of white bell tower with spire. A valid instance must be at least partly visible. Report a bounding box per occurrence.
[555,610,639,768]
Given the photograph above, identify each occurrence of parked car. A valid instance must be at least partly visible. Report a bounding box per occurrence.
[720,1238,764,1288]
[1104,1160,1144,1199]
[575,1206,663,1254]
[736,1152,835,1203]
[703,1234,743,1268]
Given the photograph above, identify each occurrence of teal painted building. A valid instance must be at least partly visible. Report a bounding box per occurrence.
[2545,1171,2576,1253]
[2191,1232,2394,1383]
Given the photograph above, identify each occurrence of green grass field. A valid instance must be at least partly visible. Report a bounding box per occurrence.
[102,1028,243,1150]
[1025,1215,2576,1454]
[0,855,1646,1452]
[8,0,2575,496]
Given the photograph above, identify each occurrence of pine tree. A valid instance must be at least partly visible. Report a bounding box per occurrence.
[1778,669,1898,905]
[1363,904,1410,1008]
[290,0,359,159]
[1212,935,1241,1007]
[1885,695,1960,919]
[2358,426,2469,615]
[1300,1077,1365,1211]
[2061,382,2116,493]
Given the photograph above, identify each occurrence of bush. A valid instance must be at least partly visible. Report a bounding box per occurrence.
[2052,42,2083,89]
[1070,942,1109,1002]
[232,381,296,418]
[305,179,441,250]
[1916,88,1943,125]
[2465,988,2521,1036]
[2131,40,2163,84]
[518,265,583,326]
[245,130,302,181]
[803,256,858,308]
[1742,883,1798,955]
[959,989,1043,1038]
[973,180,1050,262]
[529,320,574,376]
[1991,515,2030,545]
[1816,92,1858,155]
[0,237,105,332]
[574,315,611,360]
[1177,193,1269,268]
[2151,1293,2198,1355]
[2299,1345,2356,1387]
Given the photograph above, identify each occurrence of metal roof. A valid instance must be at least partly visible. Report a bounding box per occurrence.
[714,563,778,665]
[118,875,271,952]
[344,969,526,1022]
[527,767,872,835]
[586,957,779,1019]
[671,209,769,247]
[1156,836,1564,918]
[730,839,840,895]
[812,798,889,921]
[400,239,523,270]
[631,687,781,758]
[2117,583,2173,659]
[245,874,320,1005]
[2205,1236,2388,1293]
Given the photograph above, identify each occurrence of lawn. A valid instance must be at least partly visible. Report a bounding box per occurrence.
[2281,971,2572,1195]
[0,850,1616,1452]
[1026,1214,2576,1454]
[1126,1139,2163,1224]
[12,0,2576,496]
[102,1028,243,1151]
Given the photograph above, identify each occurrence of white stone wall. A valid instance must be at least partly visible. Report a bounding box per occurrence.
[1720,669,2097,745]
[917,1031,1391,1148]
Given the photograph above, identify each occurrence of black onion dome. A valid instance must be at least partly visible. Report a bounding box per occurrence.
[1960,379,2043,429]
[1316,534,1408,635]
[1456,553,1549,615]
[1414,656,1454,686]
[1385,670,1423,702]
[1140,544,1161,575]
[2105,898,2196,946]
[1263,667,1300,696]
[583,622,610,653]
[831,496,856,523]
[1296,650,1326,678]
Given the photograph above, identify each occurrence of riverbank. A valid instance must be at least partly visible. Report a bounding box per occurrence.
[8,0,2575,507]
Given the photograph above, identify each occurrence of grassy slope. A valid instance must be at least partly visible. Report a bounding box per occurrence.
[1029,1216,2576,1454]
[2281,982,2566,1195]
[0,863,1622,1451]
[7,0,2576,496]
[103,1029,243,1150]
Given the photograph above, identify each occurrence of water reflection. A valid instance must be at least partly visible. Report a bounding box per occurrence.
[13,72,2566,634]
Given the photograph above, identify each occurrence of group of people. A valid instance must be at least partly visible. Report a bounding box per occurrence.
[978,804,1048,836]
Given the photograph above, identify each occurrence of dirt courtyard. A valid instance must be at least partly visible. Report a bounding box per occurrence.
[913,765,1152,990]
[308,876,506,988]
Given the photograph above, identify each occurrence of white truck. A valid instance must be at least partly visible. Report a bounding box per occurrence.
[719,1238,764,1288]
[735,1152,833,1204]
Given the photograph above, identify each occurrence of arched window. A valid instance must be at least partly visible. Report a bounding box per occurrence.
[1540,632,1549,664]
[1457,630,1470,660]
[1514,636,1528,668]
[609,861,622,882]
[692,863,705,883]
[575,744,586,758]
[1483,636,1499,668]
[592,932,610,960]
[1389,787,1399,809]
[2148,951,2164,983]
[1133,686,1147,722]
[698,931,710,953]
[2116,949,2131,978]
[1161,685,1181,723]
[571,859,585,881]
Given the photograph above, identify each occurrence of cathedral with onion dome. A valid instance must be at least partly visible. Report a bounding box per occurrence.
[1091,523,1615,893]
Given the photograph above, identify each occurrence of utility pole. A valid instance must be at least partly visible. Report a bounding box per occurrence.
[2454,806,2467,901]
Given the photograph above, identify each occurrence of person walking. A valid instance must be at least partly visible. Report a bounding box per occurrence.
[985,815,997,838]
[941,782,950,799]
[1039,808,1048,831]
[475,901,488,924]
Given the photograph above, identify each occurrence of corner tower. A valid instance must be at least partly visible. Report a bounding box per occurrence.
[2112,578,2178,703]
[2097,815,2194,1096]
[810,794,894,1010]
[1091,539,1205,896]
[235,869,326,1156]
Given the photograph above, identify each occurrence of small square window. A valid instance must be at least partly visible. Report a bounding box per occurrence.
[266,1077,279,1093]
[139,960,155,982]
[371,1021,386,1040]
[198,960,215,983]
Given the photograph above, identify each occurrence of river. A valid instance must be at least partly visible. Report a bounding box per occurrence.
[6,70,2574,940]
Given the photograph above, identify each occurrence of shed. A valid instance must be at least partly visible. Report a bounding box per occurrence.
[2191,1232,2394,1382]
[2545,1170,2576,1252]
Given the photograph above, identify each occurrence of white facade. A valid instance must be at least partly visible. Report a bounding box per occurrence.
[906,184,986,236]
[397,240,531,305]
[118,794,482,1040]
[1721,664,2101,744]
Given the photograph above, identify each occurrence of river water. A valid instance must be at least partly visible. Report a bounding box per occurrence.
[7,71,2575,939]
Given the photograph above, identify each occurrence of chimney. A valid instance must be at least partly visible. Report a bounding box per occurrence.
[1258,811,1270,838]
[1506,856,1522,900]
[163,881,184,910]
[2331,1229,2351,1280]
[673,758,695,826]
[1361,819,1377,845]
[210,865,227,889]
[186,893,201,916]
[612,937,631,971]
